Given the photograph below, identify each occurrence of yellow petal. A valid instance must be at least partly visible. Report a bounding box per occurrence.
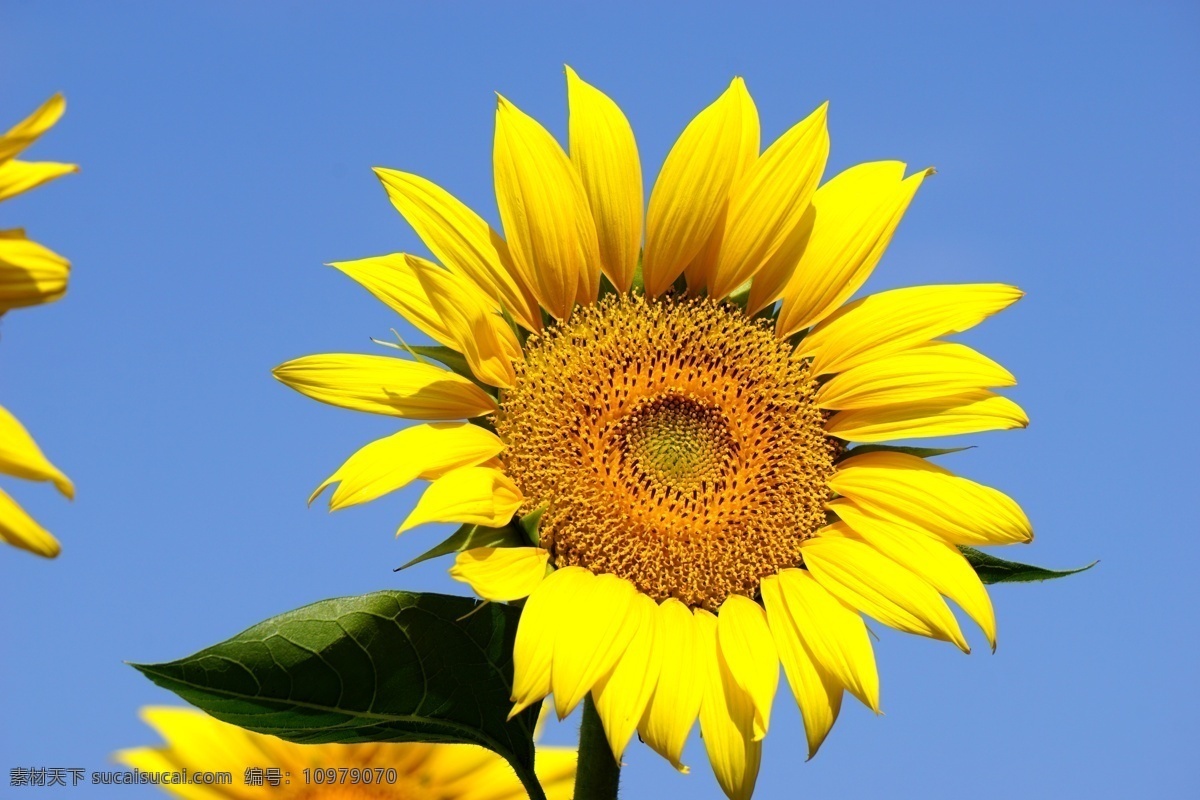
[310,422,503,510]
[511,567,589,716]
[801,532,969,652]
[0,160,77,203]
[593,592,662,761]
[566,66,643,292]
[760,574,843,758]
[825,389,1028,442]
[408,255,521,388]
[818,340,1015,411]
[0,94,65,163]
[493,95,601,319]
[449,546,550,602]
[695,609,761,800]
[397,466,523,534]
[830,450,1032,546]
[550,573,640,719]
[638,598,703,772]
[716,595,778,741]
[374,168,540,331]
[0,229,69,311]
[800,283,1024,376]
[328,254,455,347]
[712,103,829,301]
[0,486,60,557]
[773,568,879,713]
[272,353,496,419]
[644,78,756,297]
[0,405,73,498]
[775,163,930,333]
[831,500,997,649]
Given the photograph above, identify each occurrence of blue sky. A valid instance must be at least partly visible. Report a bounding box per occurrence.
[1,2,1197,797]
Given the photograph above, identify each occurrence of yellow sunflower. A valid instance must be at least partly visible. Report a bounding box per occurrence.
[1,94,77,558]
[275,68,1031,799]
[117,707,577,800]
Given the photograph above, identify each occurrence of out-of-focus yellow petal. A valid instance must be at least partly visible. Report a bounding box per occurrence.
[773,568,879,712]
[272,353,496,419]
[531,748,579,800]
[830,450,1032,545]
[408,255,521,388]
[712,103,828,301]
[493,95,601,318]
[817,340,1015,410]
[397,466,522,534]
[0,94,65,163]
[638,598,703,772]
[644,79,756,297]
[0,160,77,203]
[760,574,843,758]
[0,229,69,311]
[775,163,930,333]
[309,422,503,510]
[0,486,59,558]
[511,567,589,717]
[716,595,778,741]
[801,532,970,652]
[329,254,454,348]
[825,389,1028,442]
[374,168,540,331]
[800,283,1024,376]
[831,500,997,649]
[449,546,550,602]
[593,592,662,761]
[696,609,761,800]
[550,573,640,719]
[0,405,73,498]
[566,66,642,292]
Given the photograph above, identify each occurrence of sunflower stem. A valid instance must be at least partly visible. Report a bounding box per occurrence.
[574,694,621,800]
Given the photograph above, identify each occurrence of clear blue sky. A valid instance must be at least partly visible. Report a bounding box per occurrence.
[2,2,1197,797]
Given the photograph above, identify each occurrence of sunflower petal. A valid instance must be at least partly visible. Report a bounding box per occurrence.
[716,595,778,741]
[593,592,662,760]
[0,159,77,203]
[449,546,550,602]
[712,102,829,301]
[638,598,703,772]
[566,66,643,292]
[825,389,1028,442]
[644,79,756,297]
[328,254,454,348]
[0,486,59,558]
[801,532,970,652]
[511,567,589,716]
[374,168,539,331]
[776,163,930,333]
[696,609,762,800]
[397,466,522,534]
[0,229,69,311]
[493,95,600,318]
[800,284,1024,376]
[310,422,503,510]
[272,354,496,419]
[0,405,73,498]
[760,574,843,758]
[550,572,640,719]
[0,94,65,163]
[831,500,997,649]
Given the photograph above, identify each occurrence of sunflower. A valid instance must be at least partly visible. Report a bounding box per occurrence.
[117,707,577,800]
[275,69,1031,800]
[0,94,77,558]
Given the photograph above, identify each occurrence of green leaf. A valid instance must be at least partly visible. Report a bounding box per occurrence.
[130,591,546,800]
[959,546,1098,584]
[839,443,973,461]
[397,521,525,571]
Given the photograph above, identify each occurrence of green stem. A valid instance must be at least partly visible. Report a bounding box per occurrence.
[574,694,621,800]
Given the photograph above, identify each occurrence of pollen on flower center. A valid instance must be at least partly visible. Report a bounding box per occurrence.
[497,293,842,610]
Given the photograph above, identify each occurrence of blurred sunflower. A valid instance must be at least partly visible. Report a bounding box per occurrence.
[117,707,577,800]
[1,94,77,558]
[275,69,1031,799]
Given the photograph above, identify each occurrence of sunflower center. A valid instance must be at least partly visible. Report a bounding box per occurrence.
[498,293,841,610]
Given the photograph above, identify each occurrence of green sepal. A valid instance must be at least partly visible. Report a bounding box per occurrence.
[517,505,547,546]
[959,546,1097,584]
[838,444,974,462]
[130,591,547,800]
[407,344,497,397]
[397,521,526,571]
[630,251,644,293]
